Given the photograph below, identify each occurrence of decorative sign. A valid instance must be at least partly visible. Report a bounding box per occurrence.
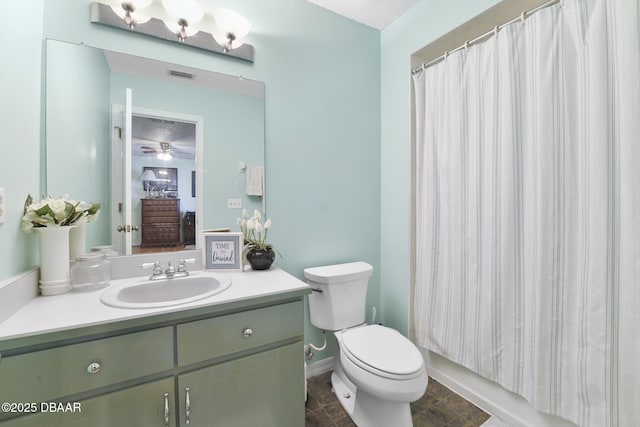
[203,232,243,272]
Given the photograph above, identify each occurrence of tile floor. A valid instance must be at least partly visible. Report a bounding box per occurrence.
[305,371,491,427]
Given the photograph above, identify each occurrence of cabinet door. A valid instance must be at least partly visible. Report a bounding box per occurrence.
[178,342,303,427]
[0,378,176,427]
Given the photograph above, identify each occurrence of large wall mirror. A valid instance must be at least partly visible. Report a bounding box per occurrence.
[44,39,265,256]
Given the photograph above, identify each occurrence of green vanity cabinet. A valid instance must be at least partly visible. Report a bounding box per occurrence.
[177,343,303,427]
[1,378,176,427]
[0,297,306,427]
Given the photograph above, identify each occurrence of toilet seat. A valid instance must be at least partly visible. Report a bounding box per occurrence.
[340,325,424,381]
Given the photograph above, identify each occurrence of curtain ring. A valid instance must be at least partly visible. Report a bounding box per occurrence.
[493,26,499,36]
[464,40,470,49]
[520,11,527,22]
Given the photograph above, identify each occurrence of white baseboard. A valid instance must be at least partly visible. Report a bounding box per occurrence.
[306,356,334,378]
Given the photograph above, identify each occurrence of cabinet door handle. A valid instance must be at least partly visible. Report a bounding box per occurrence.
[243,328,253,337]
[185,387,191,425]
[163,392,170,427]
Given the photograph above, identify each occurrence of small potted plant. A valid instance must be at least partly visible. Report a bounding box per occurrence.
[237,209,279,270]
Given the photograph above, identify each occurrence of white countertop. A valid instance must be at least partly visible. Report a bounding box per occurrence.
[0,268,310,342]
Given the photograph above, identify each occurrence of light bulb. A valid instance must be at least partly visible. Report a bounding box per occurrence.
[109,0,153,28]
[211,8,251,52]
[161,0,204,41]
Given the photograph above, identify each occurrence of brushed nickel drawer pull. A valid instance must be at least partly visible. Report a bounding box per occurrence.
[243,328,253,337]
[185,387,191,425]
[163,392,170,427]
[86,362,101,374]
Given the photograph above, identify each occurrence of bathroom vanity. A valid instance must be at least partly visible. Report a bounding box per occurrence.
[0,268,310,427]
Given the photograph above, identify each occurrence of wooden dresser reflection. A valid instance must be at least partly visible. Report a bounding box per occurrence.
[140,198,181,247]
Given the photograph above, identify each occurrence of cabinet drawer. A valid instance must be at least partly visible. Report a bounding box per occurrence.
[141,224,180,247]
[0,327,173,405]
[141,199,179,208]
[142,211,179,222]
[177,301,303,367]
[141,223,179,236]
[142,213,179,223]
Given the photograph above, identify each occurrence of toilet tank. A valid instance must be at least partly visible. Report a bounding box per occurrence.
[304,262,373,331]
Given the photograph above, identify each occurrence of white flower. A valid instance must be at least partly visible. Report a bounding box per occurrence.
[242,209,249,219]
[21,195,100,232]
[236,210,276,254]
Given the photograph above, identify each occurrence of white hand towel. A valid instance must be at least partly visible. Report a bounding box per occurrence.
[246,165,264,197]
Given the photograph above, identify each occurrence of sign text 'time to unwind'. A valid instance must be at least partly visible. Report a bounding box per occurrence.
[211,241,235,264]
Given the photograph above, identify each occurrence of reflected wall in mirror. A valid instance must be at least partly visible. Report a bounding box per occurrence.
[45,39,265,256]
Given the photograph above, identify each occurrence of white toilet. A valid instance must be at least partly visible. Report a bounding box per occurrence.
[304,262,427,427]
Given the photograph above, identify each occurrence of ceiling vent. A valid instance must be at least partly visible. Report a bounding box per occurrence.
[169,70,195,79]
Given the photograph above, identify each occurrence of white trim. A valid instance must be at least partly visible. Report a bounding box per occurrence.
[306,356,334,379]
[425,351,577,427]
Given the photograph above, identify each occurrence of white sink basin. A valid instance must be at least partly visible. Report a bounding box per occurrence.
[100,274,232,309]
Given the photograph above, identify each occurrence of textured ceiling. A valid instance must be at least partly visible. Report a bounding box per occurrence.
[305,0,416,29]
[132,116,196,160]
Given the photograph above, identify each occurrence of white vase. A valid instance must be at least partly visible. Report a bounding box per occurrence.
[69,219,87,260]
[36,226,74,296]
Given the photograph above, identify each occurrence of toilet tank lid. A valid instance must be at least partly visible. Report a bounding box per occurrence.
[303,262,373,284]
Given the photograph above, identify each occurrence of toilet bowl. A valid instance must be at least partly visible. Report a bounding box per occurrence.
[338,325,427,401]
[304,262,428,427]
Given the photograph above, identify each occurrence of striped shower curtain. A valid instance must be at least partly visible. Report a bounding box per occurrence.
[412,0,639,426]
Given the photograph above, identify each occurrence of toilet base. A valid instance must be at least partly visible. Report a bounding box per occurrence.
[331,366,414,427]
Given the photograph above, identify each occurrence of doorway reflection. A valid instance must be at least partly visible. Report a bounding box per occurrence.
[132,115,197,254]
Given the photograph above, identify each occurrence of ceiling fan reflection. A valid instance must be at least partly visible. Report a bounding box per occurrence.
[140,142,190,160]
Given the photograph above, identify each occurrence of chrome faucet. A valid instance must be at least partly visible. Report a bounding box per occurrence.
[140,259,197,281]
[165,262,176,278]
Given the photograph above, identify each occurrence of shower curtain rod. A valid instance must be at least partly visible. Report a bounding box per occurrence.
[411,0,561,75]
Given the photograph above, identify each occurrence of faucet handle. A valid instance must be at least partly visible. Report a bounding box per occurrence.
[177,258,196,273]
[140,261,163,276]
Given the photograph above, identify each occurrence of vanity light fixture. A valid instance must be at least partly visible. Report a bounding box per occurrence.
[160,0,204,42]
[91,1,254,62]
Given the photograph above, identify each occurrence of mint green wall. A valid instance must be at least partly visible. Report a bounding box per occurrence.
[0,1,43,280]
[379,0,500,335]
[45,39,111,250]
